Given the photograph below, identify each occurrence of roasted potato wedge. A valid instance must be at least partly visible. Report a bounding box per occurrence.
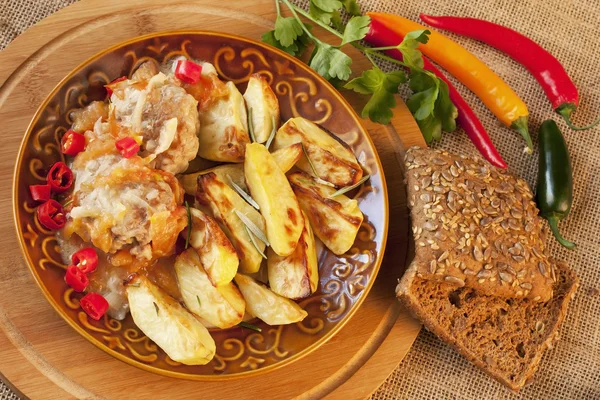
[179,144,300,196]
[234,273,307,325]
[244,143,304,256]
[272,117,363,187]
[196,172,266,273]
[271,143,303,173]
[267,210,318,299]
[126,275,215,365]
[184,208,239,286]
[175,249,245,329]
[198,81,250,162]
[288,171,363,255]
[243,74,280,143]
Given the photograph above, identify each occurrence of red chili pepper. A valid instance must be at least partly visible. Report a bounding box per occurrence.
[72,247,98,274]
[419,14,600,131]
[37,199,66,230]
[80,293,109,321]
[175,60,202,84]
[105,76,127,98]
[365,19,508,168]
[47,162,73,193]
[115,137,140,158]
[61,130,86,156]
[65,265,89,292]
[29,184,51,202]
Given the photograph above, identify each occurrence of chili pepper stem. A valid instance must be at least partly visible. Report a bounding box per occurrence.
[546,215,576,249]
[511,117,533,153]
[556,103,600,131]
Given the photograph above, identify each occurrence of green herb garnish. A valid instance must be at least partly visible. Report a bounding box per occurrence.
[261,0,457,143]
[185,201,192,249]
[238,321,262,332]
[328,174,370,198]
[248,107,257,142]
[245,225,267,259]
[153,301,159,316]
[265,115,277,150]
[227,175,260,210]
[234,209,270,246]
[196,295,202,308]
[301,142,335,187]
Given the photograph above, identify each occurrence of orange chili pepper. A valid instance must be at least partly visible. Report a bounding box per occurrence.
[368,12,532,152]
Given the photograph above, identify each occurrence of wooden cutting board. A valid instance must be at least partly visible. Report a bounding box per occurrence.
[0,0,424,398]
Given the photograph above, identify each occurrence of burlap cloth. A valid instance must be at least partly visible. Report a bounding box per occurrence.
[1,0,599,398]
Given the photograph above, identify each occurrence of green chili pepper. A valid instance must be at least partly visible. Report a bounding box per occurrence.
[536,120,575,249]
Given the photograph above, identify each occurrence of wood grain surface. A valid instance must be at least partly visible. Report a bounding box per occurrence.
[0,0,425,398]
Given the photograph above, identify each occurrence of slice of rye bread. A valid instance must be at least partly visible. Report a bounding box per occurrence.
[396,259,578,391]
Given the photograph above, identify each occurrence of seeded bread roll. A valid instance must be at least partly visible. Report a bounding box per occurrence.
[405,147,554,301]
[396,259,578,390]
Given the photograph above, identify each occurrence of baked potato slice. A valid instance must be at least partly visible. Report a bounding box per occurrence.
[179,144,300,196]
[174,249,245,329]
[196,172,265,273]
[244,143,304,256]
[234,273,307,325]
[126,275,215,365]
[271,143,303,173]
[288,171,363,255]
[272,117,363,187]
[184,208,239,286]
[198,81,250,162]
[243,74,280,143]
[267,210,318,299]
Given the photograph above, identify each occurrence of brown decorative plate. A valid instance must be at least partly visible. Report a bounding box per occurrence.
[12,31,388,380]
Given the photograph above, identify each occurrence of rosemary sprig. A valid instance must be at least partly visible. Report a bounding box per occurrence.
[301,142,335,187]
[248,107,257,142]
[328,174,370,198]
[265,115,277,149]
[245,225,267,259]
[196,295,202,308]
[153,301,160,316]
[234,209,270,246]
[227,175,260,210]
[238,321,262,332]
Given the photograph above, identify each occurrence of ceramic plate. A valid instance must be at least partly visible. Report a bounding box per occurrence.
[13,31,388,380]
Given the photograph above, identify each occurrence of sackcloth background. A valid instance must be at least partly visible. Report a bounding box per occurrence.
[1,0,599,399]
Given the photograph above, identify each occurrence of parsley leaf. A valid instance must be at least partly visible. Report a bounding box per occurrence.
[309,42,352,81]
[342,0,362,16]
[309,1,333,25]
[262,23,313,57]
[341,15,371,45]
[398,29,430,70]
[345,68,406,124]
[311,0,342,12]
[274,16,304,47]
[331,10,344,32]
[262,31,298,55]
[406,71,457,142]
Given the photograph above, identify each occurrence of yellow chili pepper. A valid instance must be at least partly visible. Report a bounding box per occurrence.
[368,12,532,152]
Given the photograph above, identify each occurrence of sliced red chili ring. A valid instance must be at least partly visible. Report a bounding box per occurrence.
[61,130,86,156]
[80,292,109,321]
[72,247,99,274]
[37,199,66,230]
[29,184,51,202]
[65,265,89,292]
[47,162,73,193]
[105,76,127,98]
[115,137,140,158]
[175,60,202,84]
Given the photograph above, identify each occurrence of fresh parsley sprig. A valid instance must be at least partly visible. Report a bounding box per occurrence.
[261,0,458,143]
